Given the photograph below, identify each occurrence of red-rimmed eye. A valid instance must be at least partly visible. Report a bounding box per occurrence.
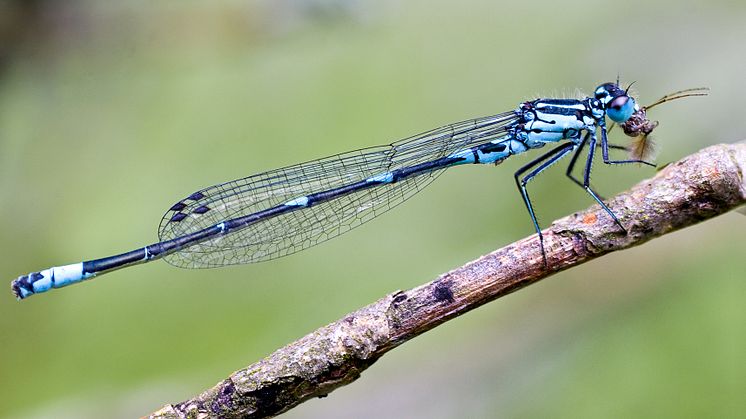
[609,96,629,110]
[607,95,636,123]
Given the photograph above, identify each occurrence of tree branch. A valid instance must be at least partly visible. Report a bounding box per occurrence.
[148,142,746,419]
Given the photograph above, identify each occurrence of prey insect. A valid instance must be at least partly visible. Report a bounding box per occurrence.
[11,82,706,300]
[616,87,709,162]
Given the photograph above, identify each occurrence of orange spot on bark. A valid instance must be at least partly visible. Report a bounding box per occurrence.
[582,213,598,225]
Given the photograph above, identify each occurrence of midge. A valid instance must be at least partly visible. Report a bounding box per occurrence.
[12,82,706,300]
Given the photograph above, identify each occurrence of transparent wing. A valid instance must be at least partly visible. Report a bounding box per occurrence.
[158,111,518,268]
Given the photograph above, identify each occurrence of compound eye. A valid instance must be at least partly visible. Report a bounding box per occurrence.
[606,95,636,123]
[609,96,629,110]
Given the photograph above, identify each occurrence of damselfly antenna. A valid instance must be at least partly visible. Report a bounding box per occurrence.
[625,81,636,94]
[620,87,709,161]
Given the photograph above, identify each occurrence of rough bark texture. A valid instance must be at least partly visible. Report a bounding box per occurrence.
[148,142,746,419]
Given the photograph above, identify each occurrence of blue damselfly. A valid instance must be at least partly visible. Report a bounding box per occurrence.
[11,82,707,300]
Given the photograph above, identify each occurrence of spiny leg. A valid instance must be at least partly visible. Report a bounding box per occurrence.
[600,123,656,166]
[514,142,577,266]
[606,144,629,151]
[592,122,630,152]
[565,133,626,199]
[566,133,590,189]
[582,132,626,232]
[567,133,628,189]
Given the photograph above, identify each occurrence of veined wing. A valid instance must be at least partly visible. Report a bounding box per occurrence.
[158,111,517,268]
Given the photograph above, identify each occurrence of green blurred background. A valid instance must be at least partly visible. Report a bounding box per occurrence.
[1,1,744,417]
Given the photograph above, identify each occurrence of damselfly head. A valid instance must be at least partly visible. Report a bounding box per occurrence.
[594,82,639,123]
[619,87,709,161]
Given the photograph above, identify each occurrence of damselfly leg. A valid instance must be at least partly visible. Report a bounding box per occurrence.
[565,134,627,201]
[565,133,627,193]
[582,132,627,232]
[600,122,656,166]
[514,142,577,266]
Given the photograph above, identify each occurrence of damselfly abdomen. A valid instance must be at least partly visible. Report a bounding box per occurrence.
[12,82,704,300]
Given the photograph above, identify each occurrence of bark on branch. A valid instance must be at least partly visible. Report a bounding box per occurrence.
[149,142,746,419]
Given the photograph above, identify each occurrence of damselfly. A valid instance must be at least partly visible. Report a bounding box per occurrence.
[11,82,706,300]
